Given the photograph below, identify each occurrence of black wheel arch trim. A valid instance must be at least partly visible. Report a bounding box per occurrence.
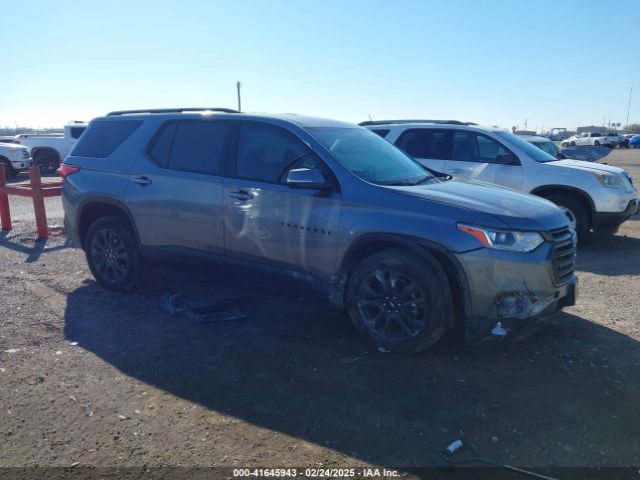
[331,233,472,328]
[31,147,61,161]
[530,184,596,215]
[76,196,141,249]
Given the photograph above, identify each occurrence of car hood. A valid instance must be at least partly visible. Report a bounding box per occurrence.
[0,144,28,153]
[384,179,569,231]
[547,159,625,174]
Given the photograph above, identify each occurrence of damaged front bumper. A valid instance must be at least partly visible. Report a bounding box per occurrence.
[455,244,577,341]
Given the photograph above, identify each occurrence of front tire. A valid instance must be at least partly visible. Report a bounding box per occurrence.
[1,158,15,179]
[84,215,141,291]
[594,140,600,147]
[346,248,450,354]
[545,194,589,240]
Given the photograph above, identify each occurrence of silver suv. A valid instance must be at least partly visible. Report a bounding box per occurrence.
[62,109,577,353]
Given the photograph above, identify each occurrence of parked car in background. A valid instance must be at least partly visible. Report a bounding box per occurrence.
[617,135,630,149]
[561,132,618,148]
[13,122,87,174]
[0,142,32,179]
[629,135,640,149]
[61,108,578,353]
[518,135,563,159]
[363,120,639,239]
[605,132,621,148]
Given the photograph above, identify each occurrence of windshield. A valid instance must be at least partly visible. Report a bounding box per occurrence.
[307,127,437,186]
[496,131,557,163]
[533,140,559,158]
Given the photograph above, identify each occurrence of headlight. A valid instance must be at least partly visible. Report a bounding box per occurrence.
[457,224,544,253]
[594,173,625,189]
[8,148,27,158]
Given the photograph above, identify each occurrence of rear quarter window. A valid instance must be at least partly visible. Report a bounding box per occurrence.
[148,120,229,175]
[72,120,142,158]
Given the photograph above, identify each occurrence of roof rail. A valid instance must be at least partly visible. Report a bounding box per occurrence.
[107,107,240,116]
[359,119,477,126]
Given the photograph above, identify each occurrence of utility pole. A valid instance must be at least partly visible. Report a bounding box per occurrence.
[236,81,242,112]
[626,86,633,129]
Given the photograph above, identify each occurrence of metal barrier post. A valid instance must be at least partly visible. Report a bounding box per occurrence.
[29,166,48,238]
[0,163,12,231]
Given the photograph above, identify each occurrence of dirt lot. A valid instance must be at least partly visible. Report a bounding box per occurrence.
[1,150,639,478]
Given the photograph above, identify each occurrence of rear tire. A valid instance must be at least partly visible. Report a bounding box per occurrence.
[594,140,600,147]
[84,215,141,291]
[346,248,450,354]
[34,150,60,174]
[544,194,589,240]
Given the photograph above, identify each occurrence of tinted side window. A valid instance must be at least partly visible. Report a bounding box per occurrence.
[396,129,450,160]
[149,122,178,167]
[169,121,227,175]
[236,123,309,183]
[451,132,477,161]
[476,135,508,162]
[70,127,86,139]
[72,120,141,158]
[450,132,511,164]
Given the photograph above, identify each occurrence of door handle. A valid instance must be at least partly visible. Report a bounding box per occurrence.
[132,176,152,186]
[448,169,464,174]
[229,190,254,201]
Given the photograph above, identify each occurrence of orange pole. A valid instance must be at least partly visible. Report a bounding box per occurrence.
[29,166,48,238]
[0,163,11,231]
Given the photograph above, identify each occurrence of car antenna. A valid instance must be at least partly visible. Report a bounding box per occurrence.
[368,114,373,122]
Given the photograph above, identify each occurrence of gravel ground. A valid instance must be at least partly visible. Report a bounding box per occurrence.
[1,150,639,478]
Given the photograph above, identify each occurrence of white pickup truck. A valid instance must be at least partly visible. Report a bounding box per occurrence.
[0,143,32,179]
[13,123,87,173]
[561,132,619,148]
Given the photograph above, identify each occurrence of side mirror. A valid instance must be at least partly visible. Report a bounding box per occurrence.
[494,153,519,165]
[286,167,330,190]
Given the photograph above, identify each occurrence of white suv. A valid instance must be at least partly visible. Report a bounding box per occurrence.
[364,120,638,238]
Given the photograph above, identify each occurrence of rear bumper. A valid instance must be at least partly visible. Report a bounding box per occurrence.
[593,199,639,233]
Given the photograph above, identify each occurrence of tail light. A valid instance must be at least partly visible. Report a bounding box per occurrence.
[13,140,20,144]
[60,163,81,178]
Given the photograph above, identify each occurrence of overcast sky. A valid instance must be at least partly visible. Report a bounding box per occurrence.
[1,0,638,130]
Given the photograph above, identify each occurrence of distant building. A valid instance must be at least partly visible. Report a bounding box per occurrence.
[577,125,606,134]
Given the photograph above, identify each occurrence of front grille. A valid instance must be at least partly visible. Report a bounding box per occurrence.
[549,226,576,285]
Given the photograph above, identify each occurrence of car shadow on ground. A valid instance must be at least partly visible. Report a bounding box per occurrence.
[62,263,640,471]
[577,231,640,276]
[0,230,70,262]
